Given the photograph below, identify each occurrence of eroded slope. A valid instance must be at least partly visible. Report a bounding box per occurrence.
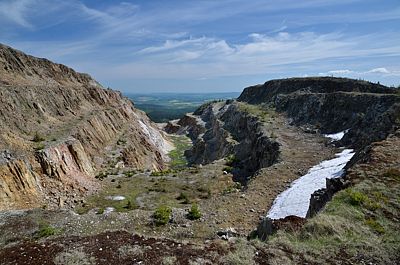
[0,43,170,210]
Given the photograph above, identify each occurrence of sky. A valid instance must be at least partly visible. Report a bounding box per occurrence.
[0,0,399,93]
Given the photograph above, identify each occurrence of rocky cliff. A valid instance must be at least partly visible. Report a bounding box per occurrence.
[238,77,400,148]
[0,44,171,210]
[236,77,400,240]
[169,77,399,240]
[169,101,280,184]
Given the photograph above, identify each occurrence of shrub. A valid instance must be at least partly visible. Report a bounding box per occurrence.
[96,207,105,214]
[35,223,56,238]
[153,206,172,226]
[225,154,238,166]
[347,189,368,206]
[177,192,190,204]
[188,204,202,220]
[125,200,137,210]
[34,143,45,151]
[32,131,45,142]
[223,166,233,173]
[365,218,385,234]
[95,172,107,180]
[124,170,136,177]
[151,169,174,176]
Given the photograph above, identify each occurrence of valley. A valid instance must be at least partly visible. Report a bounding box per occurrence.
[0,44,399,265]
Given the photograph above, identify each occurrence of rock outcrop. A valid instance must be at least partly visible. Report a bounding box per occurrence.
[169,77,399,238]
[237,77,399,236]
[0,43,171,210]
[238,77,400,149]
[170,101,280,183]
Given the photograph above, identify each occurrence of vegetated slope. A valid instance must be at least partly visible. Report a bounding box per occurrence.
[0,43,171,210]
[255,132,400,265]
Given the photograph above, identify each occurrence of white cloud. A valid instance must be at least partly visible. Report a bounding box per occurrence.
[367,68,390,74]
[320,67,400,77]
[0,0,35,28]
[2,0,399,88]
[328,70,354,74]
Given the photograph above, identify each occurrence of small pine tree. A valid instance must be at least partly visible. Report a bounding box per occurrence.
[187,204,202,220]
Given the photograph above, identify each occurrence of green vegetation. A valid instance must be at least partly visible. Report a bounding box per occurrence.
[176,192,190,204]
[365,218,385,234]
[153,205,172,226]
[76,166,226,215]
[124,170,136,177]
[95,172,108,180]
[222,182,242,194]
[168,135,191,169]
[34,143,45,151]
[254,176,400,264]
[32,131,45,142]
[223,166,233,173]
[225,154,238,166]
[223,154,237,173]
[150,168,178,176]
[223,238,256,265]
[124,200,137,210]
[35,223,57,238]
[346,189,368,206]
[187,204,202,220]
[237,102,276,122]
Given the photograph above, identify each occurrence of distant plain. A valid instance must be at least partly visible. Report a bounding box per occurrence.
[127,92,239,122]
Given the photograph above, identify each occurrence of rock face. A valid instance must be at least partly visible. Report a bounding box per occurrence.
[175,77,398,185]
[171,101,280,183]
[169,77,399,240]
[0,43,170,210]
[306,177,347,218]
[238,77,400,149]
[237,77,399,238]
[256,216,306,241]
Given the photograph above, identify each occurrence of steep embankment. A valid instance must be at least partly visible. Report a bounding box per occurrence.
[0,43,170,210]
[238,77,400,148]
[168,101,280,183]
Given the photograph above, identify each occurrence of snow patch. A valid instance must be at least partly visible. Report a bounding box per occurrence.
[324,130,349,141]
[105,195,126,201]
[267,149,355,219]
[104,207,115,214]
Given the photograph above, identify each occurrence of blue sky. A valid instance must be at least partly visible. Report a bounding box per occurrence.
[0,0,399,93]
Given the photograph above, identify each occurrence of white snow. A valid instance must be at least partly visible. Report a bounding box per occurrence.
[105,195,126,201]
[104,207,115,214]
[267,149,355,219]
[324,130,349,141]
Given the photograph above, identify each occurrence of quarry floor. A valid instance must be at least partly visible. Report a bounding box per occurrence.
[0,111,344,264]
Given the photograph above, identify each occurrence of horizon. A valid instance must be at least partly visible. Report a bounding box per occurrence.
[1,0,399,92]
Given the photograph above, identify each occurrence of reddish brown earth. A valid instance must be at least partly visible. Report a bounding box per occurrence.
[0,231,229,265]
